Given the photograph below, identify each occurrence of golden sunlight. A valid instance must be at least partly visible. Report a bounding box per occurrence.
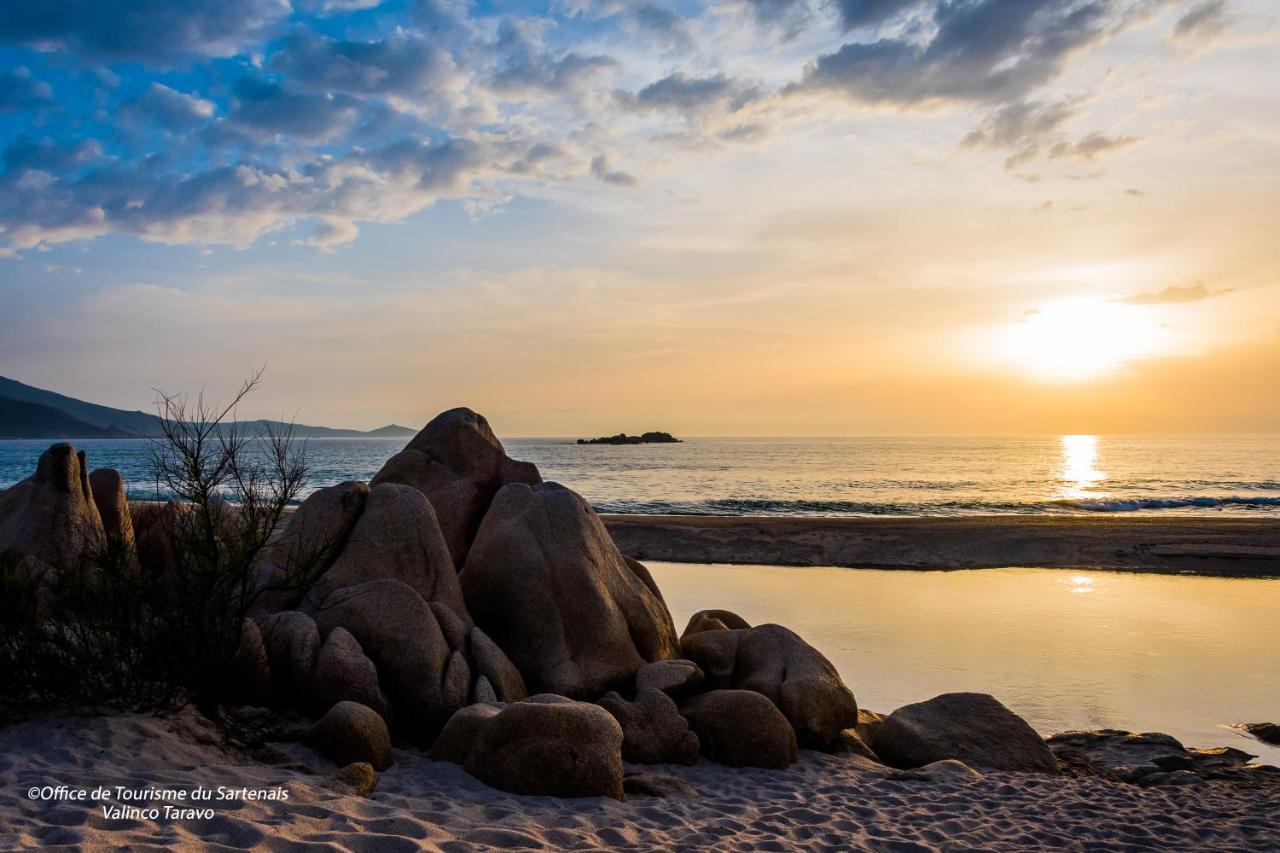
[996,298,1163,381]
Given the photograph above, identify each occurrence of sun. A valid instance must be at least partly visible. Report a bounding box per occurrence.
[995,297,1163,381]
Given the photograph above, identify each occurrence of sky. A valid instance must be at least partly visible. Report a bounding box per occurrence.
[0,0,1277,435]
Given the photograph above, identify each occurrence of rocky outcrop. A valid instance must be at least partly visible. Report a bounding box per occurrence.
[599,688,699,766]
[682,609,750,638]
[88,469,133,548]
[461,482,680,698]
[681,623,856,748]
[0,443,105,568]
[256,610,321,704]
[371,408,540,568]
[873,693,1057,773]
[303,484,468,625]
[680,690,797,769]
[1236,722,1280,746]
[437,696,626,799]
[1048,730,1278,789]
[311,701,393,771]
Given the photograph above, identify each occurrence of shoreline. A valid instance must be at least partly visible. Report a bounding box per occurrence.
[603,514,1280,577]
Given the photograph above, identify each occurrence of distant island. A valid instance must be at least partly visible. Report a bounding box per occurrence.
[577,431,682,445]
[0,375,416,440]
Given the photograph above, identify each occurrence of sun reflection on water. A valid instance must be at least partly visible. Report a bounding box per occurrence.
[1059,434,1106,500]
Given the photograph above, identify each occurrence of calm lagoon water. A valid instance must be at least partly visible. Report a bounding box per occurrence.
[2,434,1279,516]
[650,562,1280,765]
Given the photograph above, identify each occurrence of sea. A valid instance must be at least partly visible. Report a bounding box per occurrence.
[2,434,1278,516]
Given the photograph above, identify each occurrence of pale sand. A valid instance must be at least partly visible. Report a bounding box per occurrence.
[2,711,1276,851]
[603,515,1280,576]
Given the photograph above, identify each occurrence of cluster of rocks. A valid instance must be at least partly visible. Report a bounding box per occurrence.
[5,408,1275,801]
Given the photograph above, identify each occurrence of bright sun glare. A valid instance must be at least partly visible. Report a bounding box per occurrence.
[997,298,1163,381]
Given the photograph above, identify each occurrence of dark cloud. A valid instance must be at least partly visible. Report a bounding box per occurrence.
[590,154,637,186]
[1123,283,1232,305]
[120,83,215,130]
[0,67,53,114]
[0,0,289,63]
[833,0,926,30]
[269,30,457,96]
[632,4,696,51]
[1172,0,1231,46]
[3,138,103,172]
[1048,131,1139,161]
[797,0,1118,106]
[489,20,618,95]
[963,99,1076,168]
[227,77,361,141]
[632,73,759,114]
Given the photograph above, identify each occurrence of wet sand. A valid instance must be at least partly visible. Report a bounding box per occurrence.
[603,515,1280,576]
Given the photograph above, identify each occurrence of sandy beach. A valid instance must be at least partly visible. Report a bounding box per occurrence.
[3,710,1277,851]
[604,514,1280,576]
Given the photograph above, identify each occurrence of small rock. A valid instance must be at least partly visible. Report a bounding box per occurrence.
[635,659,704,699]
[329,762,377,797]
[681,689,797,769]
[681,609,750,638]
[599,688,699,766]
[623,772,699,798]
[311,701,393,771]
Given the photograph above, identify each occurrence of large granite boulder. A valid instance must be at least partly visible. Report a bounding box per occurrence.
[311,701,393,771]
[0,443,104,568]
[460,482,680,698]
[88,469,133,549]
[430,702,504,764]
[313,579,452,741]
[682,609,750,638]
[681,623,856,748]
[303,484,468,626]
[309,626,391,721]
[467,627,528,703]
[873,693,1058,773]
[635,659,704,700]
[256,610,321,703]
[371,408,541,568]
[599,687,699,766]
[447,695,625,799]
[681,690,797,769]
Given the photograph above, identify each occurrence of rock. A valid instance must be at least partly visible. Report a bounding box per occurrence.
[256,481,369,613]
[88,469,133,548]
[461,482,680,698]
[468,627,528,703]
[309,627,390,721]
[442,650,472,709]
[826,728,879,761]
[430,601,470,652]
[681,623,857,748]
[682,609,750,638]
[459,695,625,800]
[313,579,450,741]
[229,618,272,706]
[854,708,885,745]
[256,610,321,703]
[430,702,503,764]
[623,772,699,798]
[329,762,377,797]
[371,408,541,568]
[304,484,469,627]
[599,688,700,766]
[0,443,104,568]
[1047,729,1275,790]
[311,701,393,771]
[473,676,498,704]
[635,659,704,700]
[874,693,1057,773]
[680,690,797,769]
[888,759,984,782]
[1237,722,1280,746]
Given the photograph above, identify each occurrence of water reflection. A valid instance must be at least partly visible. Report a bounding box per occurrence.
[1059,434,1106,500]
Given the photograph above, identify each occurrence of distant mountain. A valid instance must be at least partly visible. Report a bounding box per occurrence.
[0,397,133,439]
[0,376,417,440]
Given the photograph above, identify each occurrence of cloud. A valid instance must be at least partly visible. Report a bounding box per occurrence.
[1048,131,1140,161]
[0,67,53,114]
[796,0,1123,106]
[488,20,619,96]
[0,0,290,63]
[833,0,927,31]
[1123,282,1232,305]
[963,99,1077,168]
[121,83,216,130]
[590,154,637,186]
[269,30,459,97]
[631,72,760,115]
[631,4,696,51]
[227,78,362,141]
[1171,0,1232,47]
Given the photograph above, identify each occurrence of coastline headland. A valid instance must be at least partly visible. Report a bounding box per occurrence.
[602,514,1280,577]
